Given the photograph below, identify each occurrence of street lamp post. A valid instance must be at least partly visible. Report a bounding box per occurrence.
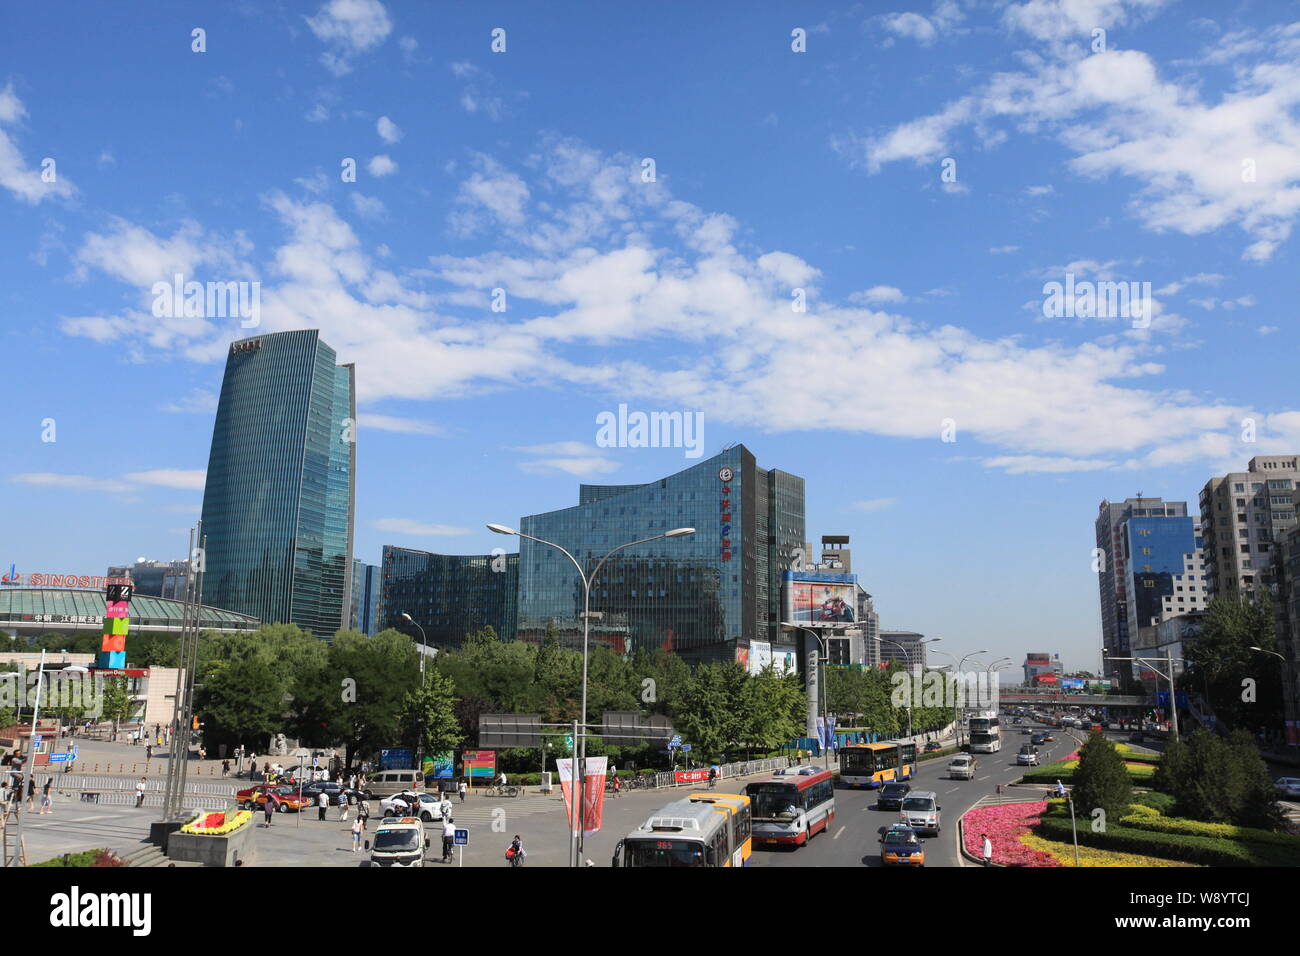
[1105,651,1184,741]
[1249,647,1291,748]
[875,636,940,742]
[489,522,695,866]
[401,613,427,684]
[782,624,835,758]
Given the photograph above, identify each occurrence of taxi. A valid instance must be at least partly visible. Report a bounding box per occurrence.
[238,785,313,812]
[878,824,925,867]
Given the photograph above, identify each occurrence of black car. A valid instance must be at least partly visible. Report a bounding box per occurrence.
[876,781,911,810]
[296,780,349,805]
[1030,733,1047,745]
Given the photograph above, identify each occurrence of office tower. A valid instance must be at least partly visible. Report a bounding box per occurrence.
[516,445,804,665]
[878,630,928,670]
[349,560,381,636]
[199,330,356,637]
[1095,496,1189,692]
[379,546,519,649]
[106,558,189,601]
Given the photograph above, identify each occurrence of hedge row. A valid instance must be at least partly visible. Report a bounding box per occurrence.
[1118,809,1300,848]
[1020,760,1155,784]
[1035,817,1297,867]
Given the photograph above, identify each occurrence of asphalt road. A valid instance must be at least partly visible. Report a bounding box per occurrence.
[750,720,1083,868]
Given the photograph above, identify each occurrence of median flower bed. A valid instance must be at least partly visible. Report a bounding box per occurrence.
[962,801,1060,867]
[1020,757,1156,784]
[1019,831,1200,867]
[180,810,252,835]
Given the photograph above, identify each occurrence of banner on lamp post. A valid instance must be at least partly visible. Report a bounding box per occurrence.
[556,756,609,838]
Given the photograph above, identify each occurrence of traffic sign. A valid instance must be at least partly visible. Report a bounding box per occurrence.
[669,735,682,749]
[47,753,70,763]
[681,744,692,752]
[454,828,469,846]
[564,735,573,749]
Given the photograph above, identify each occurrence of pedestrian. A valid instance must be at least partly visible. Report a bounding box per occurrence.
[351,815,363,853]
[40,778,53,814]
[458,778,467,802]
[358,797,370,826]
[442,817,456,863]
[198,745,207,761]
[438,794,453,822]
[134,777,147,808]
[981,832,993,867]
[317,790,328,822]
[222,759,230,777]
[264,792,276,826]
[146,743,153,761]
[339,792,350,822]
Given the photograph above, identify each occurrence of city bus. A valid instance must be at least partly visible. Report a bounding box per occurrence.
[838,741,916,787]
[689,792,753,866]
[744,767,836,846]
[969,712,1001,753]
[611,798,741,867]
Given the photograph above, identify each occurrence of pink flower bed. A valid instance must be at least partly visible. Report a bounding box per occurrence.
[963,801,1060,867]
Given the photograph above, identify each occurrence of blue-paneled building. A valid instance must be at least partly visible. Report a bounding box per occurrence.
[1124,514,1202,671]
[350,560,381,636]
[379,547,519,650]
[516,445,804,665]
[199,330,356,637]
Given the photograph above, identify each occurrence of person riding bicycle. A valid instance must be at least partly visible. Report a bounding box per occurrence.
[506,834,525,867]
[707,764,718,789]
[442,817,456,863]
[497,771,508,792]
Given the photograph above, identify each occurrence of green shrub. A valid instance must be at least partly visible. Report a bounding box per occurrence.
[1154,730,1285,830]
[1035,817,1296,867]
[1131,791,1175,815]
[1117,811,1300,848]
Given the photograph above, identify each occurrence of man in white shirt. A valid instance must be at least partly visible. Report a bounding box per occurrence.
[438,794,453,821]
[317,790,329,821]
[441,818,456,863]
[981,832,993,867]
[498,772,507,789]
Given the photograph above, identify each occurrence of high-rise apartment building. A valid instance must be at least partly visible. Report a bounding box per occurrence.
[199,330,356,637]
[1095,496,1189,692]
[1198,456,1300,599]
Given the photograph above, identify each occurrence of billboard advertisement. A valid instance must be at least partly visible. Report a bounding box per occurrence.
[463,749,496,781]
[1061,678,1085,692]
[750,641,797,675]
[784,572,857,627]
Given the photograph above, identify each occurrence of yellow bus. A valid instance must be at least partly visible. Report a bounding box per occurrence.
[839,741,917,788]
[689,792,753,867]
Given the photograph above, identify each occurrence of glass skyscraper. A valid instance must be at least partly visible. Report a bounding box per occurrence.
[199,330,356,637]
[350,560,381,636]
[380,547,519,649]
[516,445,804,665]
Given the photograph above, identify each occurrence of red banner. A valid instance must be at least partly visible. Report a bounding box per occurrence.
[674,769,709,783]
[557,757,608,837]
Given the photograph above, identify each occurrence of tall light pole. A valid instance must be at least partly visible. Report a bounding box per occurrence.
[400,613,427,684]
[1250,647,1292,748]
[874,636,940,742]
[932,650,988,748]
[782,623,835,756]
[489,522,695,866]
[1105,651,1184,741]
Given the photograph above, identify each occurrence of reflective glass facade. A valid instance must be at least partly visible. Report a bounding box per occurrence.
[350,560,381,636]
[199,330,356,637]
[380,547,519,649]
[517,446,804,665]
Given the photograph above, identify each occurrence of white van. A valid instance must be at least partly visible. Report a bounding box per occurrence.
[365,769,424,799]
[364,816,429,867]
[948,755,976,780]
[899,791,941,836]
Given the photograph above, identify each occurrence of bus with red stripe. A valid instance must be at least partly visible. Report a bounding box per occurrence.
[744,766,835,847]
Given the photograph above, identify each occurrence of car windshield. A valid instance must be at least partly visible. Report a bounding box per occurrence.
[748,784,801,819]
[883,829,918,845]
[624,839,707,867]
[373,829,420,852]
[901,797,934,812]
[950,758,970,765]
[883,784,908,795]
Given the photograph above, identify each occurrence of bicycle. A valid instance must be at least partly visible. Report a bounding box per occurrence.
[486,784,520,798]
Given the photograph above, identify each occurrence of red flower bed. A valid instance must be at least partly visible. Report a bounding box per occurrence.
[963,801,1060,867]
[200,812,225,829]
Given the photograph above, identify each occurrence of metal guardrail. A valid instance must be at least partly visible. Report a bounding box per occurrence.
[46,774,235,796]
[64,790,230,810]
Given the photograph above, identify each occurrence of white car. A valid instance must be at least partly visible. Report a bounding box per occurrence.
[1275,777,1300,800]
[898,792,941,836]
[380,791,446,821]
[1016,746,1040,766]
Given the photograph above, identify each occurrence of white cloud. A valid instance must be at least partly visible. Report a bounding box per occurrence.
[989,245,1021,254]
[367,154,397,177]
[121,469,207,490]
[376,116,402,143]
[162,389,219,413]
[0,84,76,204]
[10,473,134,493]
[450,62,507,120]
[849,285,906,304]
[372,518,471,536]
[356,413,444,435]
[851,18,1300,260]
[305,104,330,123]
[877,1,964,46]
[983,455,1117,474]
[305,0,392,76]
[349,193,388,221]
[852,497,898,512]
[517,441,619,477]
[1258,325,1279,336]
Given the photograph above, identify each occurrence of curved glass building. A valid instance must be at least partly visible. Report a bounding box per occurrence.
[516,445,804,665]
[199,330,356,637]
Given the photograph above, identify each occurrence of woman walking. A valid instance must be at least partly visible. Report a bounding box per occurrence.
[40,778,53,815]
[351,815,363,853]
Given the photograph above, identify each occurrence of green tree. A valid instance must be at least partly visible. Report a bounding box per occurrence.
[1072,731,1132,823]
[400,667,464,755]
[1185,594,1283,732]
[100,677,134,739]
[676,664,730,757]
[1154,729,1284,829]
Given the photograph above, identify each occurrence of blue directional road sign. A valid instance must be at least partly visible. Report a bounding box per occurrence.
[681,744,692,752]
[47,753,70,763]
[454,829,469,846]
[669,735,682,749]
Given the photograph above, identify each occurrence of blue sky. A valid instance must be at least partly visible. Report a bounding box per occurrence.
[3,0,1299,673]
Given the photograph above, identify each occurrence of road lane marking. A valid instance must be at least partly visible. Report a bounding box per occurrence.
[977,775,990,780]
[834,826,845,839]
[946,787,960,793]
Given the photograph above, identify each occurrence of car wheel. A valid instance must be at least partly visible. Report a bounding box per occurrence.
[277,803,287,813]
